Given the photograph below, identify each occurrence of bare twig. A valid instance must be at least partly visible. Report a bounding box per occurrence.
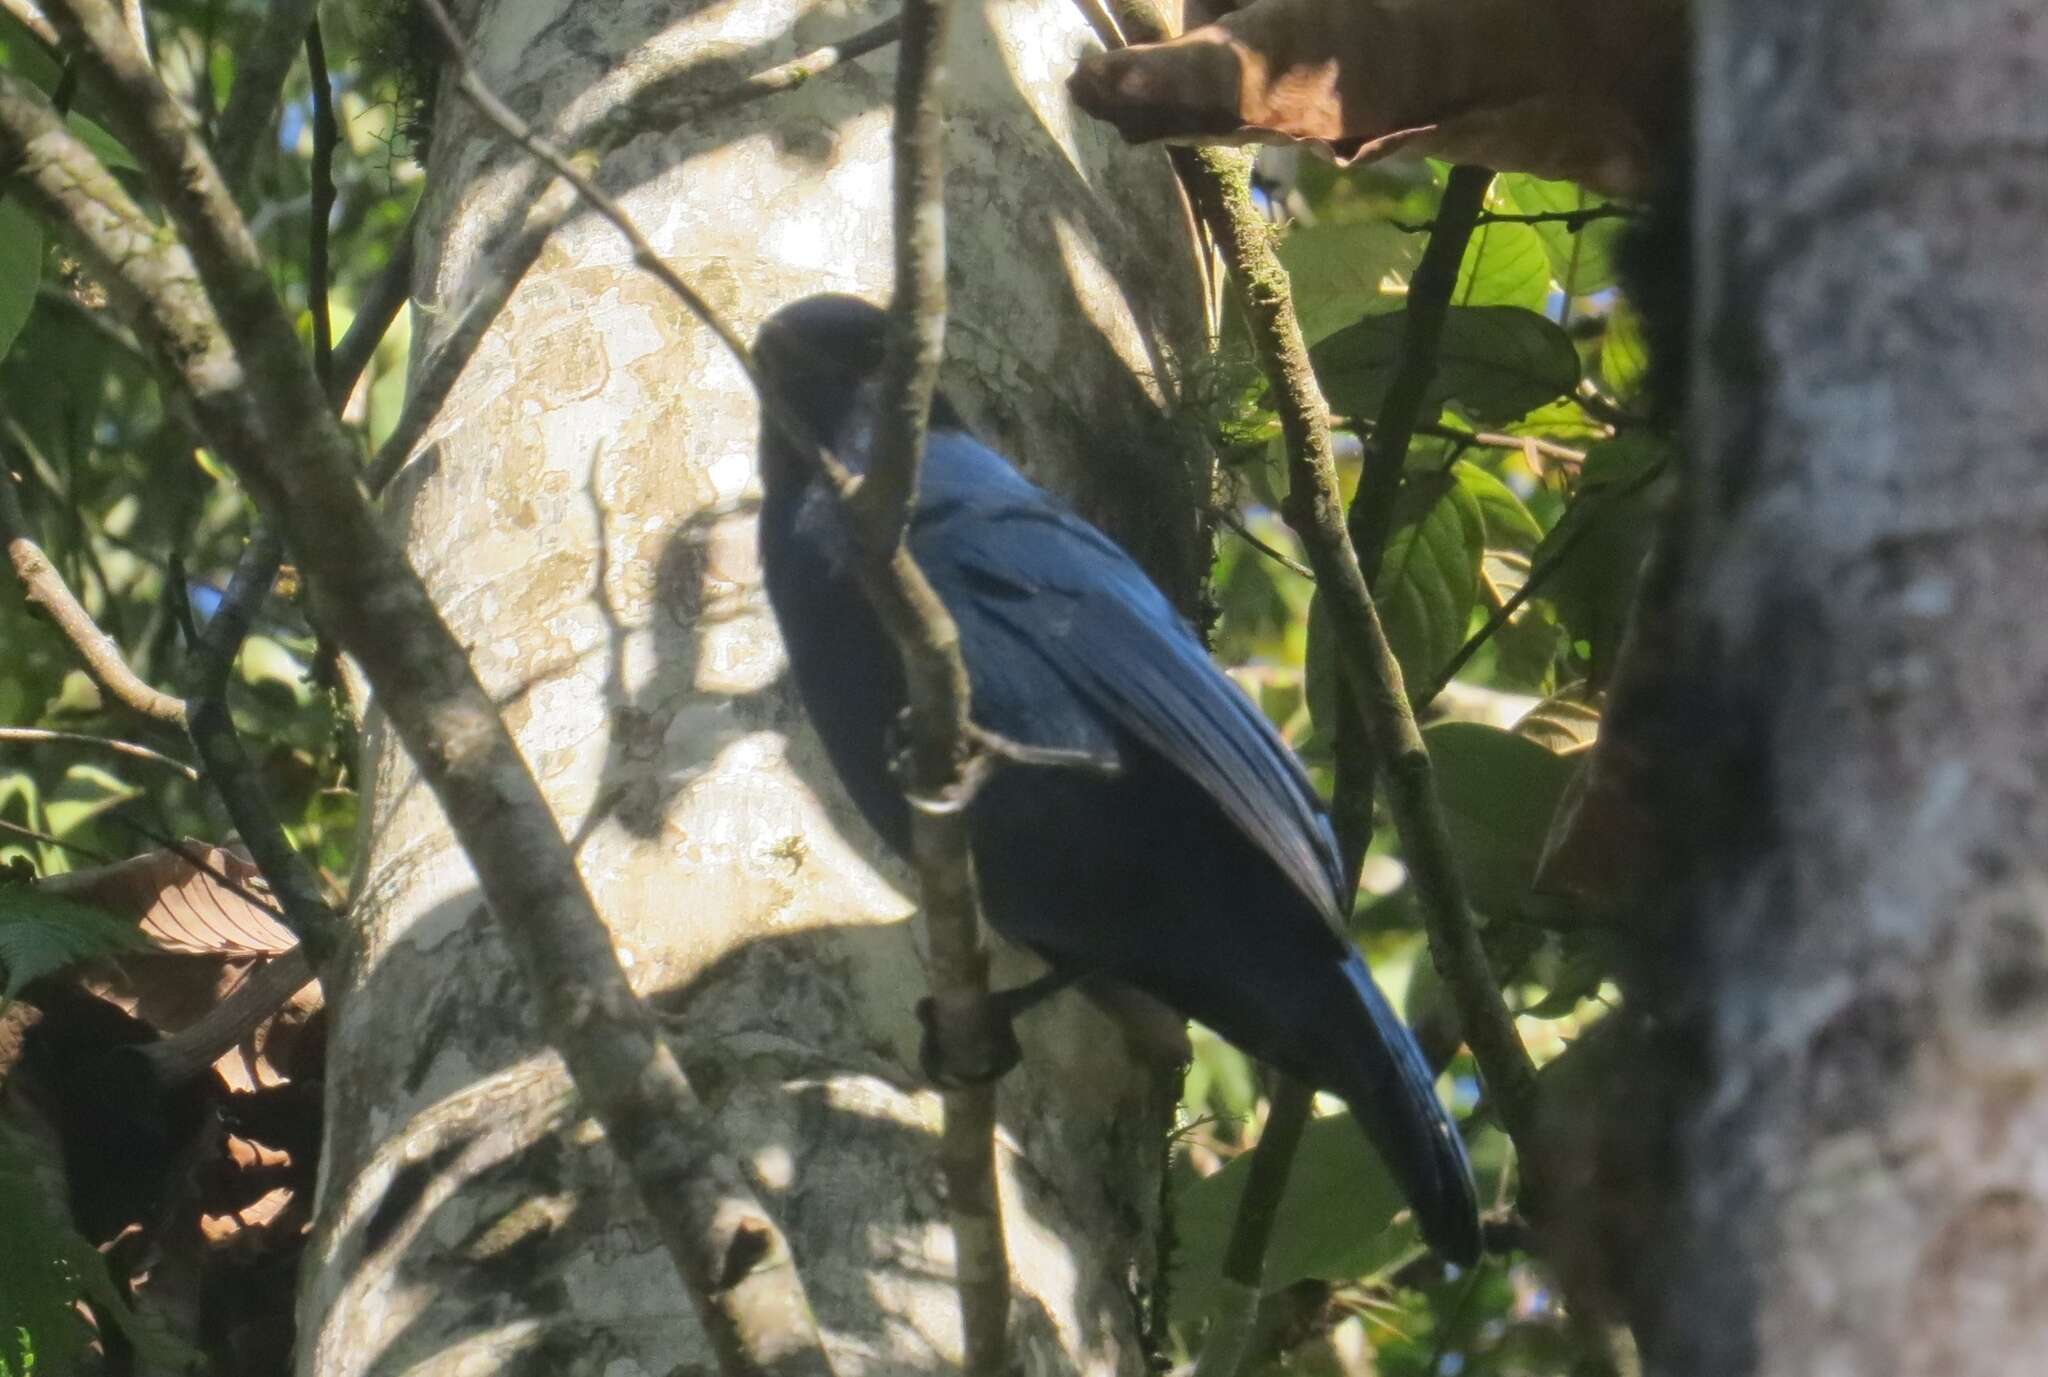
[178,528,342,958]
[303,18,336,385]
[1217,507,1313,581]
[96,815,289,922]
[1190,1076,1314,1377]
[0,815,114,860]
[1204,150,1542,1188]
[1,467,188,726]
[0,726,199,781]
[1393,205,1637,234]
[863,0,1013,1368]
[1404,421,1592,470]
[188,528,279,693]
[1416,463,1665,705]
[210,0,318,190]
[1351,166,1493,579]
[605,15,903,138]
[1179,143,1556,1344]
[6,9,832,1371]
[329,214,417,410]
[685,16,901,112]
[0,0,58,48]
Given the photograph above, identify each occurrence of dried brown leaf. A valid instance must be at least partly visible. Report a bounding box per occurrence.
[38,844,298,958]
[1070,0,1688,198]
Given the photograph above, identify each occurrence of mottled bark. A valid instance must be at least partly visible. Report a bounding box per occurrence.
[300,1,1208,1374]
[1650,5,2048,1376]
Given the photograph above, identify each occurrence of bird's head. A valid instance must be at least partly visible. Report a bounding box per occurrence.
[753,294,964,496]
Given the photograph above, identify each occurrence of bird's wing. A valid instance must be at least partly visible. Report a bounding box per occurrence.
[913,436,1348,921]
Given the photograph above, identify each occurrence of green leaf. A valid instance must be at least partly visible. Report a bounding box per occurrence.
[64,112,139,172]
[1376,473,1486,689]
[1455,218,1552,313]
[1183,1026,1259,1124]
[1535,436,1671,672]
[1313,306,1580,425]
[1506,397,1612,446]
[1455,460,1544,555]
[0,12,63,91]
[0,1143,97,1376]
[42,762,141,839]
[1579,433,1669,491]
[1172,1111,1410,1323]
[0,887,143,996]
[0,199,41,363]
[0,1121,186,1371]
[1423,721,1580,920]
[1601,300,1649,400]
[1276,217,1417,345]
[1497,173,1624,296]
[1304,473,1487,734]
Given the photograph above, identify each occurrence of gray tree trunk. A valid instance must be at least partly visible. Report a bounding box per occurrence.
[1652,4,2048,1375]
[298,1,1209,1372]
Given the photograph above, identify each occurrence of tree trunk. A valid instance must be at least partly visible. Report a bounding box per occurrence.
[1651,4,2048,1375]
[298,1,1209,1372]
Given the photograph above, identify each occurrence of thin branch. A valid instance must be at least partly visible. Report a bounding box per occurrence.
[363,177,577,495]
[0,726,199,781]
[1393,205,1638,234]
[866,0,1012,1368]
[607,15,903,137]
[133,946,316,1083]
[1190,1076,1314,1377]
[0,814,115,861]
[5,12,833,1372]
[303,18,336,386]
[1415,465,1665,705]
[210,0,318,190]
[1217,507,1313,581]
[0,0,58,49]
[329,213,417,409]
[1350,166,1493,579]
[1406,421,1591,469]
[117,0,144,64]
[97,815,289,921]
[1176,136,1648,1374]
[178,529,342,958]
[1180,135,1551,1298]
[0,467,188,726]
[700,16,901,108]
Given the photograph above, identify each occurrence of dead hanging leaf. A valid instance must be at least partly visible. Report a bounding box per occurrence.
[36,844,298,957]
[1069,0,1688,199]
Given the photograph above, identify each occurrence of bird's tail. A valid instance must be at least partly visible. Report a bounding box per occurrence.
[1329,952,1483,1265]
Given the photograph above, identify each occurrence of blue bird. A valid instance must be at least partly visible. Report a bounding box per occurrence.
[754,294,1482,1264]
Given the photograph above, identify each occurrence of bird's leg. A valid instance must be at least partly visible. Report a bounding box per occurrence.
[917,966,1086,1089]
